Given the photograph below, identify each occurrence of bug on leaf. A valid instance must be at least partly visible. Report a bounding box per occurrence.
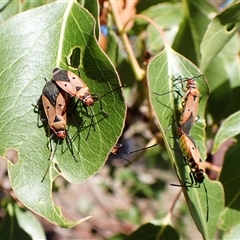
[154,75,202,134]
[41,81,68,139]
[38,81,78,182]
[52,68,95,107]
[171,128,209,222]
[180,78,202,135]
[52,67,123,115]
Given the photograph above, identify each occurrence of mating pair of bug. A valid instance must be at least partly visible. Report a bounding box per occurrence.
[36,67,116,182]
[41,67,98,141]
[168,75,209,222]
[154,75,209,221]
[174,76,205,187]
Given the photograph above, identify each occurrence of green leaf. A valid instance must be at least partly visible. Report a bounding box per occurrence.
[0,0,50,23]
[137,2,184,54]
[212,111,240,153]
[200,2,240,72]
[222,223,240,239]
[147,47,224,239]
[219,135,240,230]
[15,204,46,240]
[172,0,216,65]
[80,0,99,39]
[204,34,240,123]
[125,223,179,240]
[0,1,125,227]
[0,203,32,240]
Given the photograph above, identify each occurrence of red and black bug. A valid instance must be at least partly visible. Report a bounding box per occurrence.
[172,128,209,222]
[179,78,202,135]
[52,68,123,115]
[52,68,96,107]
[154,75,202,135]
[41,81,68,139]
[36,81,79,182]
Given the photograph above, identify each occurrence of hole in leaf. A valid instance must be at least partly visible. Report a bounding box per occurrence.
[226,23,235,31]
[6,149,18,164]
[68,47,81,69]
[54,163,61,173]
[0,157,7,178]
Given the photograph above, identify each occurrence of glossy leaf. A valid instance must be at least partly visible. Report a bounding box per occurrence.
[0,1,125,227]
[200,2,240,72]
[219,135,240,230]
[172,0,216,65]
[212,111,240,153]
[222,223,240,239]
[0,203,45,240]
[204,34,240,124]
[137,2,184,53]
[0,0,50,23]
[125,223,179,240]
[15,204,46,240]
[147,47,224,239]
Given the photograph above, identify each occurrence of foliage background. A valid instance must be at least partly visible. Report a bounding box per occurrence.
[0,0,240,239]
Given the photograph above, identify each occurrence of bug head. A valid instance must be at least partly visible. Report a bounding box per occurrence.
[186,79,197,89]
[51,117,67,139]
[82,94,96,106]
[195,169,205,183]
[111,143,123,155]
[56,130,67,139]
[51,127,67,139]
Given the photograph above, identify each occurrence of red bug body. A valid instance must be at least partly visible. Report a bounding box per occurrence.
[52,68,96,107]
[176,128,208,221]
[178,128,204,183]
[42,81,69,139]
[39,81,79,182]
[180,79,201,135]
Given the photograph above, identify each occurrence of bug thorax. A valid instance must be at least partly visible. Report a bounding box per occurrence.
[190,88,200,98]
[75,86,92,104]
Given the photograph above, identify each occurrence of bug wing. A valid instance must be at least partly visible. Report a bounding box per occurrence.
[185,134,202,165]
[42,95,56,125]
[54,80,77,96]
[55,91,68,117]
[67,71,87,89]
[181,112,194,135]
[42,81,60,107]
[53,68,86,97]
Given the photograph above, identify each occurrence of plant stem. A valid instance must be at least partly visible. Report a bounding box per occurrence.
[108,0,145,81]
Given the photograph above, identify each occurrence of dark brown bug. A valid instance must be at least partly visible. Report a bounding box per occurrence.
[41,81,68,139]
[52,68,123,115]
[180,79,201,134]
[37,81,78,182]
[171,128,209,222]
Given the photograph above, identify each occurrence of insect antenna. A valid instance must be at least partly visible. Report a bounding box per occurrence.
[124,143,158,154]
[111,142,158,165]
[96,85,125,113]
[111,144,131,164]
